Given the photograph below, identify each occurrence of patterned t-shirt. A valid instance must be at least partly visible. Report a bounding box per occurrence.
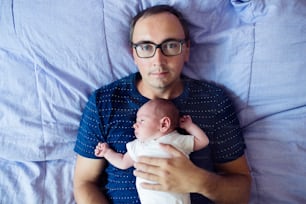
[74,72,245,204]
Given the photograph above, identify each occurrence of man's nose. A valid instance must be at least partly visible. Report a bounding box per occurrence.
[153,48,166,61]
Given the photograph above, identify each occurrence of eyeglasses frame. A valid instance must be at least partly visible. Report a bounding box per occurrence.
[132,39,186,58]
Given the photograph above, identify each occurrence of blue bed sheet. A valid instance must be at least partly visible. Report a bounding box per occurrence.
[1,0,305,203]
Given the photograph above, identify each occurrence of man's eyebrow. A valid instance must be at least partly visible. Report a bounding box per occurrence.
[133,38,183,45]
[132,40,154,45]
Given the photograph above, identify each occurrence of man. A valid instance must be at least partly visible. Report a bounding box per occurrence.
[73,5,251,204]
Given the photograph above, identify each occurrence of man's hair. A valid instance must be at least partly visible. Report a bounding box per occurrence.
[129,4,190,44]
[147,98,180,129]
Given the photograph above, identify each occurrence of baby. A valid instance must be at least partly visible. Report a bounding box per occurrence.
[95,98,209,204]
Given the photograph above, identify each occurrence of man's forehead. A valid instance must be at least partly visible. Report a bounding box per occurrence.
[132,13,185,43]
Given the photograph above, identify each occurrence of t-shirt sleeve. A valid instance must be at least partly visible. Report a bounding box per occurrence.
[212,90,246,163]
[74,91,104,158]
[126,140,137,161]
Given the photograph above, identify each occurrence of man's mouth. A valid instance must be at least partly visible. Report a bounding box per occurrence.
[150,70,169,78]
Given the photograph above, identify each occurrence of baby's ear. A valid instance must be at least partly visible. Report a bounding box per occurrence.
[160,116,171,133]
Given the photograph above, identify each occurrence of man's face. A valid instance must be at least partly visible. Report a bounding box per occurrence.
[132,12,190,91]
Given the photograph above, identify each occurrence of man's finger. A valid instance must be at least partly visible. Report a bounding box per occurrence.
[134,159,160,172]
[159,143,184,157]
[140,182,162,191]
[136,156,166,165]
[133,169,159,182]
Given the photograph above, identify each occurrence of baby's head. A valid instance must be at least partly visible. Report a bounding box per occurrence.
[133,99,180,140]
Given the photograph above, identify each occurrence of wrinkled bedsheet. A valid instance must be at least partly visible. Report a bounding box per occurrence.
[0,0,305,203]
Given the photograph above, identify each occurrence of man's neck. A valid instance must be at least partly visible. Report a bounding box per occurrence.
[137,79,183,99]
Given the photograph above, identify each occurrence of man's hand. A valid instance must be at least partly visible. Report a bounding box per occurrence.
[133,143,251,204]
[133,143,202,193]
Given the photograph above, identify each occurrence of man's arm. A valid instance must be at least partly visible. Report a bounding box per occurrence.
[203,155,251,204]
[133,144,251,204]
[73,155,109,204]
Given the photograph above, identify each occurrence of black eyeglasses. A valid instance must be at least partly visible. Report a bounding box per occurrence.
[132,39,186,58]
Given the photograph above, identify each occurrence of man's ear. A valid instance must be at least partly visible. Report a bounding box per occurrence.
[160,116,171,133]
[131,47,138,65]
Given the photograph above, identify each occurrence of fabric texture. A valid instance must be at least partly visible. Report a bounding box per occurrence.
[1,0,306,203]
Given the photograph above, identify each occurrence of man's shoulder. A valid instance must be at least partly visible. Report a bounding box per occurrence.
[182,75,225,95]
[86,73,137,104]
[98,73,136,91]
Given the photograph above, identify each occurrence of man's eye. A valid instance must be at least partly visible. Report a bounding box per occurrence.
[140,44,153,51]
[167,42,179,49]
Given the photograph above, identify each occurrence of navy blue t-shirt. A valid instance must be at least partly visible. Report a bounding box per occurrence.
[74,72,245,204]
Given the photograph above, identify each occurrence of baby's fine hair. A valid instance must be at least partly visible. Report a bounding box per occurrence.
[147,98,180,129]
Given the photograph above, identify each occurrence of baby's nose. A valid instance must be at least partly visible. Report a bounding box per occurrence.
[133,123,137,129]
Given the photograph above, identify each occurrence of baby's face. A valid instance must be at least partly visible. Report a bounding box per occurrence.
[133,105,161,141]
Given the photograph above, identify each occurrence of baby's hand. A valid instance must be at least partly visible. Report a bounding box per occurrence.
[94,142,109,157]
[179,115,193,129]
